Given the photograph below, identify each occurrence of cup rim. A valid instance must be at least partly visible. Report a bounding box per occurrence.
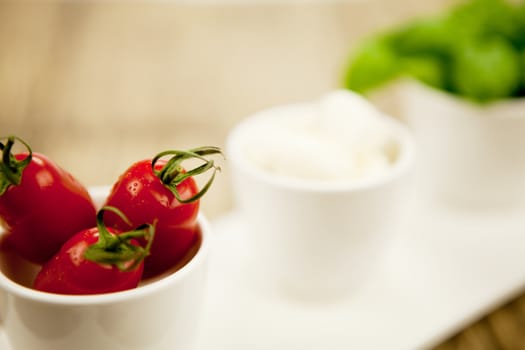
[0,192,210,306]
[226,101,416,193]
[400,78,525,117]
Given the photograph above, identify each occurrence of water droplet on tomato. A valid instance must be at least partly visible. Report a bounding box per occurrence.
[35,169,54,188]
[127,180,142,197]
[67,241,89,266]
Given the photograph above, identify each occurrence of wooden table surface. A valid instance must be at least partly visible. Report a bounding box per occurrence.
[1,1,524,348]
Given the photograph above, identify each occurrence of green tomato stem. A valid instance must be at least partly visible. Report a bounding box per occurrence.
[0,136,32,196]
[152,146,223,204]
[84,206,155,272]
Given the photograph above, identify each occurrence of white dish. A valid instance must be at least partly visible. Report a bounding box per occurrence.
[2,191,525,350]
[399,79,525,208]
[0,186,209,350]
[195,195,525,350]
[226,90,416,300]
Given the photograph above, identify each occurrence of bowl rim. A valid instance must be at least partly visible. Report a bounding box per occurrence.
[399,78,525,117]
[226,101,416,193]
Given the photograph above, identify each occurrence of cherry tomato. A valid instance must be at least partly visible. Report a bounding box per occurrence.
[33,207,154,295]
[104,147,221,278]
[0,136,97,264]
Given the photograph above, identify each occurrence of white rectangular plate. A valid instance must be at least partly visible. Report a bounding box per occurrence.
[1,192,524,349]
[195,196,525,350]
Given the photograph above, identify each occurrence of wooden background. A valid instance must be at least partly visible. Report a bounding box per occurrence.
[1,1,524,348]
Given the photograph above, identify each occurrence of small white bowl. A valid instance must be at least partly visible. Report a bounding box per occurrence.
[226,91,416,301]
[0,186,210,350]
[399,79,525,209]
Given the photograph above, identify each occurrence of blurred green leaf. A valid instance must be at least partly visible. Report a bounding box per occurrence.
[387,17,454,58]
[343,38,400,93]
[448,0,522,46]
[520,49,525,95]
[450,37,521,101]
[515,3,525,49]
[343,0,525,101]
[399,55,447,90]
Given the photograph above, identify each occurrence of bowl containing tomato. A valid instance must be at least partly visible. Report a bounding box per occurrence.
[0,136,221,350]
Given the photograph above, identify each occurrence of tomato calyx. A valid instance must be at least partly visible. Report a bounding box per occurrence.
[152,146,223,204]
[0,136,32,196]
[84,206,155,272]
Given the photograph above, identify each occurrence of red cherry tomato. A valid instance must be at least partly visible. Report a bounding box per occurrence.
[34,207,154,295]
[104,147,221,278]
[0,136,97,264]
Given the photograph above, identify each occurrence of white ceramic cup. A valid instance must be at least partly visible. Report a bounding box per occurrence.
[399,80,525,209]
[226,96,415,301]
[0,186,210,350]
